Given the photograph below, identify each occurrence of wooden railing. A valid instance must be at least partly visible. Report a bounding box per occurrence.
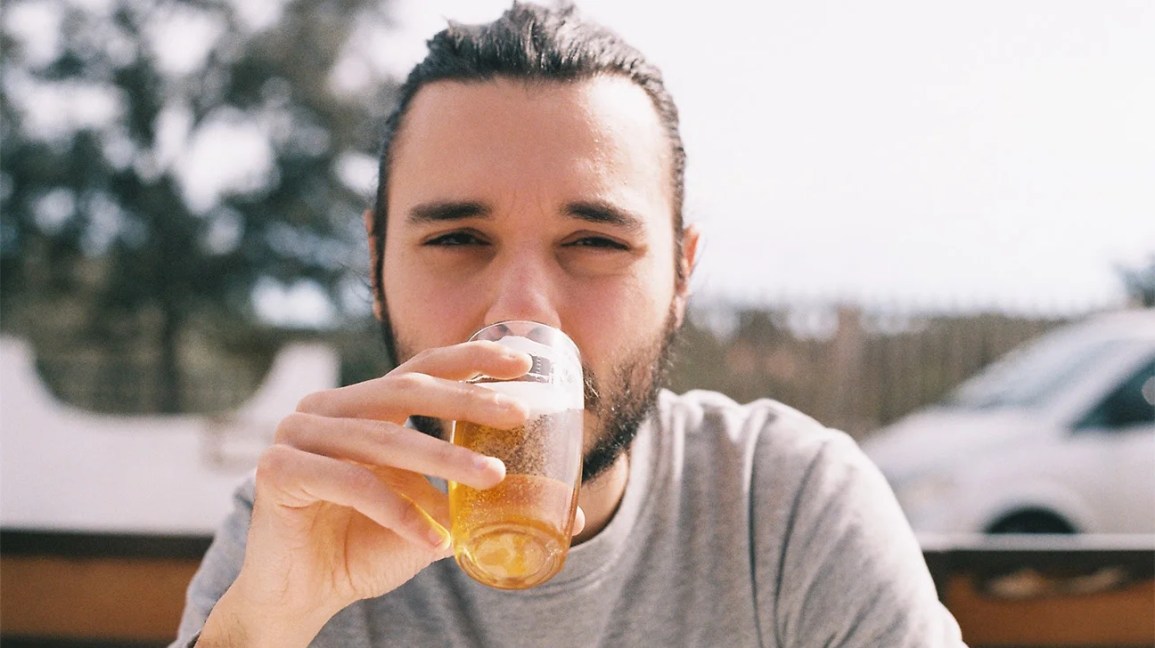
[0,530,211,647]
[2,530,1152,647]
[923,534,1155,647]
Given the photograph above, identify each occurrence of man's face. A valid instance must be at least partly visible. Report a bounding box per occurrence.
[379,76,697,480]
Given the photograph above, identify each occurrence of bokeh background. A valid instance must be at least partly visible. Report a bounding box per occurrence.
[1,0,1153,645]
[3,0,1152,425]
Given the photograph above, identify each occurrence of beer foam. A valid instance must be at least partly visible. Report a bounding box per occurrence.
[476,380,583,414]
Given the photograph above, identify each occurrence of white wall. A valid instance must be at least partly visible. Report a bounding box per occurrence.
[0,336,339,535]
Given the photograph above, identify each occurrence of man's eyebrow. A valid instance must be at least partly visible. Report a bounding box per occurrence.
[565,200,644,232]
[407,199,643,230]
[407,201,491,223]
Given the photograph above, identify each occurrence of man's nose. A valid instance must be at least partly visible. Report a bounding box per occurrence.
[483,251,561,328]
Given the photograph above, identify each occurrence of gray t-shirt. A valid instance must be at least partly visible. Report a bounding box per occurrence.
[175,389,965,647]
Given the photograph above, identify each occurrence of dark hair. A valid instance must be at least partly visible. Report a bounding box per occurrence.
[370,2,686,364]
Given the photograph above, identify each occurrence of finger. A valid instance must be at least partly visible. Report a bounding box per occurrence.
[365,466,457,561]
[370,465,453,527]
[398,340,533,381]
[312,341,531,415]
[277,413,506,490]
[258,444,451,551]
[298,368,531,426]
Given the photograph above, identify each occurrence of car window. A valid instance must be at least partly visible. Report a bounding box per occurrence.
[1074,357,1155,431]
[945,336,1122,411]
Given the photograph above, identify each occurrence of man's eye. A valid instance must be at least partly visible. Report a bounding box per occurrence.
[565,236,629,250]
[425,231,487,246]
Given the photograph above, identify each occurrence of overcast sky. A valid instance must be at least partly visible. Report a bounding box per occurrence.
[7,0,1150,316]
[381,0,1155,314]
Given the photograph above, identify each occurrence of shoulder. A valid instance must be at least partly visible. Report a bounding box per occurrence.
[656,388,862,471]
[656,389,895,537]
[656,393,964,645]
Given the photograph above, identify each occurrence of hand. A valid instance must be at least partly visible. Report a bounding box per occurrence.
[198,340,534,647]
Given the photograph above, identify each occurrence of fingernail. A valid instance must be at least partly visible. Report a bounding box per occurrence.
[428,522,452,551]
[474,455,505,478]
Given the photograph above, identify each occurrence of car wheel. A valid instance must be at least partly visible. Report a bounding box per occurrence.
[986,509,1077,534]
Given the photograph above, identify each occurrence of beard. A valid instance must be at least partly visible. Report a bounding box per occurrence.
[578,307,679,481]
[383,306,681,484]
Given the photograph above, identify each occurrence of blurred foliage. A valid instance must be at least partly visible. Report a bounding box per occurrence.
[1,0,399,411]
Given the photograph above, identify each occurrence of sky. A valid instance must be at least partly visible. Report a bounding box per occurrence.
[379,0,1155,314]
[5,0,1152,319]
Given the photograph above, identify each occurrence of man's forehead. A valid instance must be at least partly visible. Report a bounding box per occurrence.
[386,75,675,220]
[393,75,669,160]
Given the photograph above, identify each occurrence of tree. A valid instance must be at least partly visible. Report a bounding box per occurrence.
[2,0,400,411]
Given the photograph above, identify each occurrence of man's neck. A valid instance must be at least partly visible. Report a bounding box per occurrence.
[572,453,630,545]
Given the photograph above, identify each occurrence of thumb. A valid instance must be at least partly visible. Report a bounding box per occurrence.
[571,506,586,537]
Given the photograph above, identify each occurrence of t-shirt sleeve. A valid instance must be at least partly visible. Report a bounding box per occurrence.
[169,477,256,648]
[753,423,966,647]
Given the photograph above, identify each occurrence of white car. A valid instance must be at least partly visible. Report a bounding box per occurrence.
[862,309,1155,534]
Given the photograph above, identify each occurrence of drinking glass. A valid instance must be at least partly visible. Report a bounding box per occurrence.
[448,320,584,589]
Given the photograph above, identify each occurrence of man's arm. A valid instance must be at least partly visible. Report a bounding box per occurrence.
[172,341,532,646]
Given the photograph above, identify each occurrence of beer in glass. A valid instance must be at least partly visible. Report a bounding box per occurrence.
[448,321,583,589]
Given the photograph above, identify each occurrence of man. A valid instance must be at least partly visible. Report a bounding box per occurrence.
[175,3,965,646]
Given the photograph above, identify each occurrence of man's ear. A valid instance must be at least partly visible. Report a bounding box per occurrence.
[673,224,702,328]
[364,208,385,321]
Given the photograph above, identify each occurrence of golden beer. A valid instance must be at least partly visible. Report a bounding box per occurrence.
[449,409,582,589]
[450,320,584,589]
